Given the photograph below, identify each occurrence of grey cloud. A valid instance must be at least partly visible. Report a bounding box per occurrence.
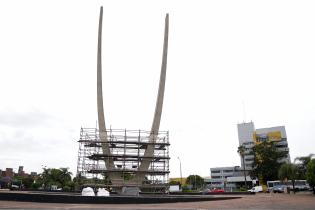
[0,125,77,167]
[0,109,55,128]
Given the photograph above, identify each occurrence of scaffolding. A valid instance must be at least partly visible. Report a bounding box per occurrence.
[76,128,170,193]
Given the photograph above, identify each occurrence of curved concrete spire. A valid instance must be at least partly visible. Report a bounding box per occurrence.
[151,13,169,134]
[97,6,115,170]
[137,13,169,178]
[96,8,169,188]
[97,6,105,133]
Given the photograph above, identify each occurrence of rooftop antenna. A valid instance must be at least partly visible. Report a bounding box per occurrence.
[242,100,246,123]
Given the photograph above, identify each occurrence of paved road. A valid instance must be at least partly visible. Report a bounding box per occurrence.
[0,193,314,209]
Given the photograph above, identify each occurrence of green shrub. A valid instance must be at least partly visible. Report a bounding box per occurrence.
[63,186,71,192]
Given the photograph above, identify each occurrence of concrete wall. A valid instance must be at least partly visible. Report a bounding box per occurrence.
[237,122,255,145]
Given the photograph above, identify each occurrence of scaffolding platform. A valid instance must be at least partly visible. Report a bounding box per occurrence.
[76,128,170,193]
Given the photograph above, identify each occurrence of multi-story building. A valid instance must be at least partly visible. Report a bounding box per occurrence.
[0,166,38,179]
[207,122,290,190]
[1,168,14,178]
[18,166,26,177]
[30,172,38,177]
[207,166,251,189]
[237,122,291,170]
[18,166,23,174]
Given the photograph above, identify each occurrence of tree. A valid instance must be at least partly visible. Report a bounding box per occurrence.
[47,168,62,187]
[250,141,288,184]
[186,175,204,190]
[237,145,247,188]
[306,159,315,194]
[59,168,72,186]
[278,163,297,193]
[21,177,35,189]
[38,167,50,189]
[73,174,87,191]
[37,167,72,190]
[294,154,314,179]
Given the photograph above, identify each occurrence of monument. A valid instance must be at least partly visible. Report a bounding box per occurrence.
[77,7,170,194]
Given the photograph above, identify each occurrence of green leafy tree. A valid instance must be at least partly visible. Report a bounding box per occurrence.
[49,168,62,186]
[59,168,72,186]
[278,163,298,193]
[294,154,314,179]
[64,180,75,192]
[237,145,248,188]
[306,159,315,194]
[250,141,288,184]
[31,181,41,190]
[73,174,88,191]
[21,177,35,189]
[186,175,204,190]
[11,175,23,187]
[38,167,50,189]
[38,167,72,190]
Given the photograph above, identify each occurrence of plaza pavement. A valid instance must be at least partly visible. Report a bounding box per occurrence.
[0,192,314,209]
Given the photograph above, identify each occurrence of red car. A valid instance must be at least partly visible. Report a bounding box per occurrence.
[207,188,225,194]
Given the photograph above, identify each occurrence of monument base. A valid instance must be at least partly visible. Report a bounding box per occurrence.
[122,187,140,196]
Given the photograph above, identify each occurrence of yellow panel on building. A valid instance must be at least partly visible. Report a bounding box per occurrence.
[267,131,282,141]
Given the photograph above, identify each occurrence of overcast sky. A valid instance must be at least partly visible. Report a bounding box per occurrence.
[0,0,315,178]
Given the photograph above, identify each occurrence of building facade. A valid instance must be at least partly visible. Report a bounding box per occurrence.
[207,166,251,190]
[0,167,38,178]
[237,122,291,170]
[207,122,291,190]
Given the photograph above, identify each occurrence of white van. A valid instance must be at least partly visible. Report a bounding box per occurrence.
[248,186,263,193]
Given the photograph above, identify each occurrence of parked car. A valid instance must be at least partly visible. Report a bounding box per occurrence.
[248,186,263,193]
[272,185,286,193]
[206,188,225,194]
[10,184,20,190]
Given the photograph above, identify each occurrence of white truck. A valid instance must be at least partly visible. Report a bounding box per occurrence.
[169,185,181,192]
[248,186,263,193]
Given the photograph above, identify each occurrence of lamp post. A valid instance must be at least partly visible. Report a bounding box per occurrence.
[177,157,182,187]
